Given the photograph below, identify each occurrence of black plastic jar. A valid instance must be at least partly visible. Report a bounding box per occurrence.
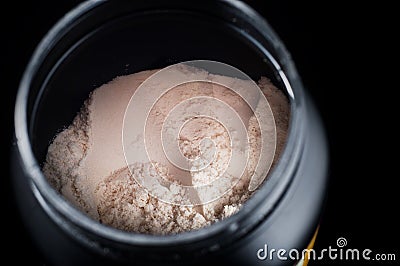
[12,1,328,265]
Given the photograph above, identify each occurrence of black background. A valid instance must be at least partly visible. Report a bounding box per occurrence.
[2,1,398,265]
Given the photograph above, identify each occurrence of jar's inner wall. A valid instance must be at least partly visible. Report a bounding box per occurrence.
[29,11,288,163]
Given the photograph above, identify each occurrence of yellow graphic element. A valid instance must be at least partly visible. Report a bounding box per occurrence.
[297,226,319,266]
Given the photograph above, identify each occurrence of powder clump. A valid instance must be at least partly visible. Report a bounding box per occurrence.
[43,67,289,234]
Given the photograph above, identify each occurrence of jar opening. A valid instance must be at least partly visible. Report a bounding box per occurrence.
[16,0,302,247]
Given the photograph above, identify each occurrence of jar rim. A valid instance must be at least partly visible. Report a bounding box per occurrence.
[14,0,305,248]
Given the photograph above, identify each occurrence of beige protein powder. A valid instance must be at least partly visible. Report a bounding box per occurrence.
[43,66,289,234]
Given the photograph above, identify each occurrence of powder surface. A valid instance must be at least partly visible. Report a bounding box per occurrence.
[43,67,290,234]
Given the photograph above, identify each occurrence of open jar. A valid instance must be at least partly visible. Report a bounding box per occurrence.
[13,1,328,265]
